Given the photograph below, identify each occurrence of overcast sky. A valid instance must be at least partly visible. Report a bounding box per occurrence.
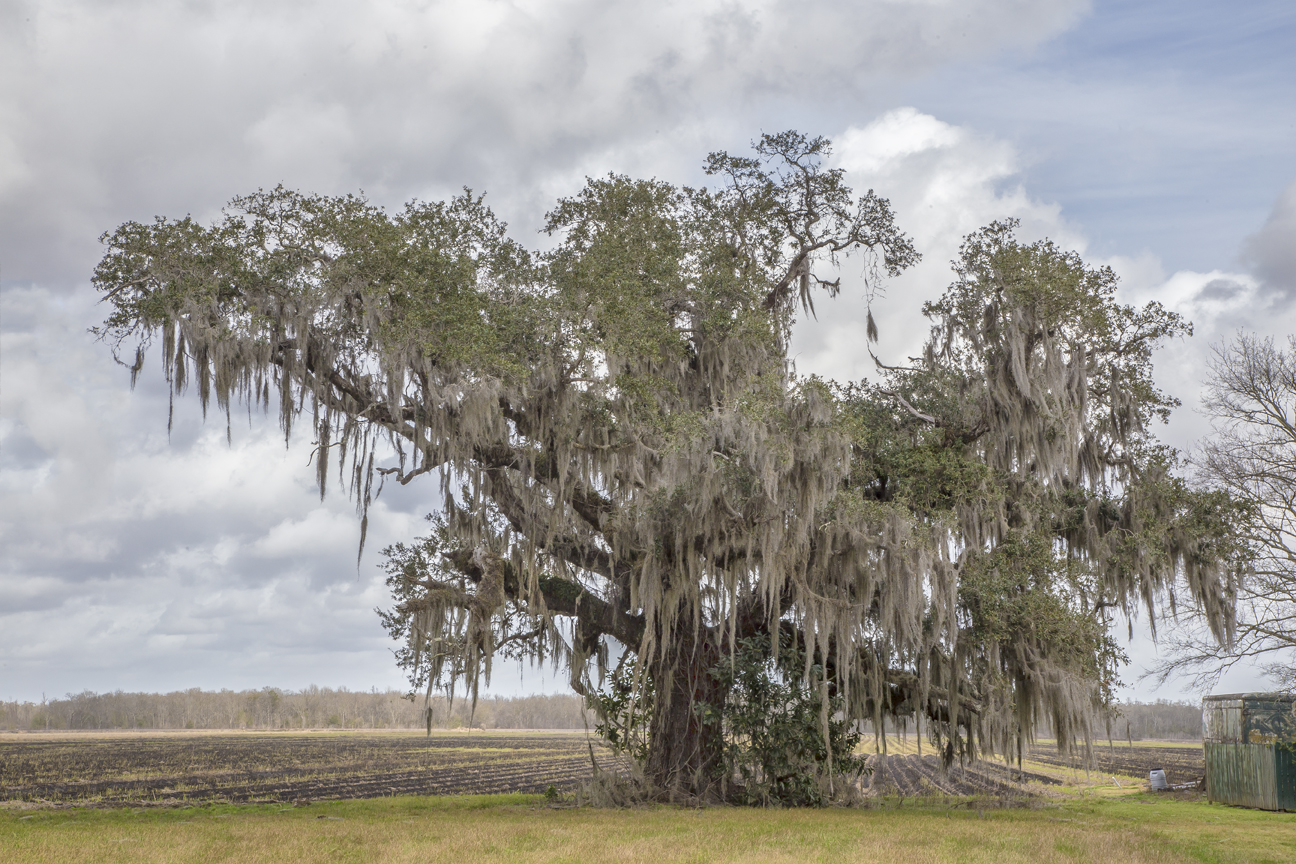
[2,0,1293,705]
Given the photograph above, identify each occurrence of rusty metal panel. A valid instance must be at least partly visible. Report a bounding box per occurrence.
[1203,693,1295,811]
[1205,742,1277,810]
[1243,697,1296,745]
[1279,742,1296,811]
[1203,697,1244,743]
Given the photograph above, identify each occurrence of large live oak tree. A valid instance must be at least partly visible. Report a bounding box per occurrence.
[94,133,1238,800]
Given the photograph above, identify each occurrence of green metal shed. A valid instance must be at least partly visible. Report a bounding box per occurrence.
[1202,692,1296,811]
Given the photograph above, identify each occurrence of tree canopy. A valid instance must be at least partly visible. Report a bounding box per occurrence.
[94,132,1239,801]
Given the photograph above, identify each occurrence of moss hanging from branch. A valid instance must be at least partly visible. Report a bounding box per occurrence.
[93,135,1239,802]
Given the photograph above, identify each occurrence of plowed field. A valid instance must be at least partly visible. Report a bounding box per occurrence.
[1024,742,1204,786]
[864,753,1063,797]
[853,735,1204,797]
[0,732,626,805]
[0,731,1206,806]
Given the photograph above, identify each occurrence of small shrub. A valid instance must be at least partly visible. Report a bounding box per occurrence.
[704,635,869,806]
[589,660,652,764]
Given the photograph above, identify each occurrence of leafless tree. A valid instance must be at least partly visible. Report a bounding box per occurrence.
[1152,334,1295,691]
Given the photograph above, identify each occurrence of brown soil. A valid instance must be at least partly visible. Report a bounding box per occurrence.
[1024,743,1204,786]
[863,753,1058,798]
[0,731,628,805]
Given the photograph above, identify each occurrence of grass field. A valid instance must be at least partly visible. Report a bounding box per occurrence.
[1,731,1288,863]
[3,792,1293,863]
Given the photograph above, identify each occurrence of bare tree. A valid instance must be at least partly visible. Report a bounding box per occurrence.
[1153,334,1296,691]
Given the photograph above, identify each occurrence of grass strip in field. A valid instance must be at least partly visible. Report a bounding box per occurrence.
[2,792,1292,864]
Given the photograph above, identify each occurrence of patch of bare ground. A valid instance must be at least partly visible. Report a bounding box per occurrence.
[862,753,1057,800]
[1025,742,1204,786]
[0,731,629,806]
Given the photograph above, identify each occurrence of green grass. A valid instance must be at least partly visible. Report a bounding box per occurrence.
[3,792,1292,864]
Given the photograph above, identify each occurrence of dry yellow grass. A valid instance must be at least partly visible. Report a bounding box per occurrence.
[3,793,1291,864]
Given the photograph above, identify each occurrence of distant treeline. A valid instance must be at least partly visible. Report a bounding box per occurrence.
[1026,700,1202,742]
[849,699,1203,743]
[1106,700,1203,741]
[0,687,590,732]
[2,689,1202,739]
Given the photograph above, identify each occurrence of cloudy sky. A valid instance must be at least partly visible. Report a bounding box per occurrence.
[2,0,1293,705]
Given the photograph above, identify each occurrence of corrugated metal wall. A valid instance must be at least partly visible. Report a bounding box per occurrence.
[1203,694,1296,811]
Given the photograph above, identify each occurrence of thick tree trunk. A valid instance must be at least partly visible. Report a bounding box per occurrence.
[642,609,724,800]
